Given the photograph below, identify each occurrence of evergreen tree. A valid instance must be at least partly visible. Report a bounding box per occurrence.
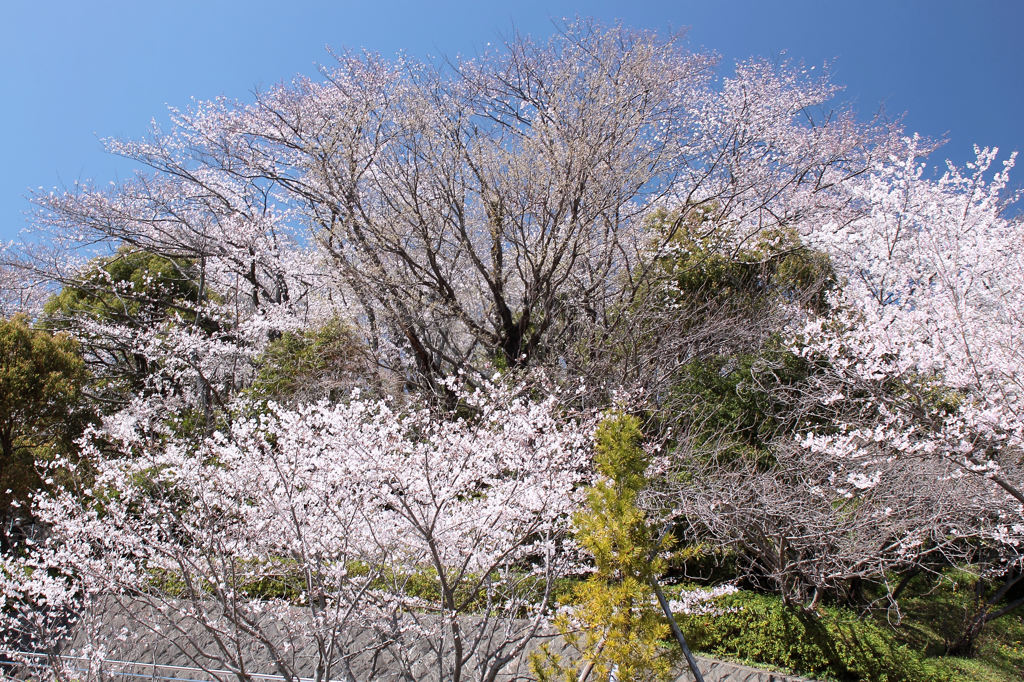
[0,314,90,549]
[534,414,676,681]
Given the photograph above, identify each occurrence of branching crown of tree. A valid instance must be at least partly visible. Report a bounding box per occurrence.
[27,20,891,392]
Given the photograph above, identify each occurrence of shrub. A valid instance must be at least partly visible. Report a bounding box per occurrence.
[681,591,930,681]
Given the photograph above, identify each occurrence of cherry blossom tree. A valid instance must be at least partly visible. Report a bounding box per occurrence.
[670,421,1002,609]
[18,20,894,398]
[1,381,593,681]
[642,140,1024,636]
[0,247,49,318]
[777,140,1024,650]
[796,140,1023,496]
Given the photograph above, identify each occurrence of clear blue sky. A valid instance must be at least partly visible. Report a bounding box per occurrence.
[2,1,1022,242]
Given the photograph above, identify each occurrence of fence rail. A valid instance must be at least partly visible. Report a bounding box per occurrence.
[0,650,333,681]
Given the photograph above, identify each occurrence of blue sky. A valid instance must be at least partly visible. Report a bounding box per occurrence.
[2,1,1022,242]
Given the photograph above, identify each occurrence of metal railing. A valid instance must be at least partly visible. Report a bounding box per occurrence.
[0,650,333,681]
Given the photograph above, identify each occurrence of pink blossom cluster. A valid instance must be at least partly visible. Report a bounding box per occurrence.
[2,383,594,679]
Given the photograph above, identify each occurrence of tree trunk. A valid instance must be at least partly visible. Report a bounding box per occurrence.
[945,611,986,657]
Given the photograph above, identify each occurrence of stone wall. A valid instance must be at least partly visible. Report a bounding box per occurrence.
[49,598,817,681]
[677,658,817,682]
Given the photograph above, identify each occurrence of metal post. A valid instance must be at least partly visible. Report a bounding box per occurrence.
[650,576,705,682]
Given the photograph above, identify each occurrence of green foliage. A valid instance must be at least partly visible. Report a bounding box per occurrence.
[125,465,196,517]
[0,314,91,548]
[580,416,663,574]
[668,577,1024,682]
[629,207,834,464]
[44,249,210,329]
[533,414,676,682]
[164,406,231,442]
[248,318,367,403]
[882,570,1024,681]
[668,342,813,468]
[146,559,307,602]
[235,558,308,602]
[645,206,834,314]
[365,565,577,617]
[929,656,1023,682]
[681,590,931,681]
[42,249,217,402]
[146,567,189,597]
[358,564,481,611]
[667,543,739,584]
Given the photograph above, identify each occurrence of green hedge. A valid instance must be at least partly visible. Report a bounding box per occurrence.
[679,591,934,681]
